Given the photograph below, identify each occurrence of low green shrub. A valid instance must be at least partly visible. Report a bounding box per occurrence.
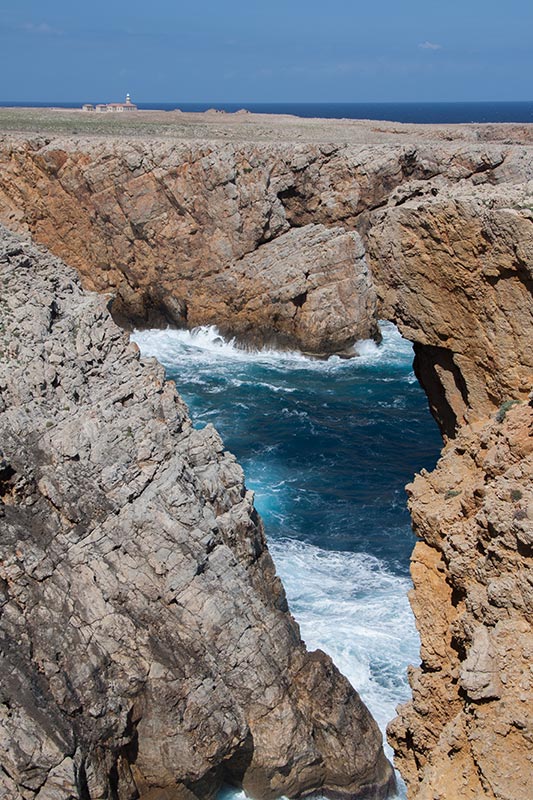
[496,399,519,423]
[445,489,462,500]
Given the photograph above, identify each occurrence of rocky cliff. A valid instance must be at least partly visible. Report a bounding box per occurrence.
[0,118,532,800]
[368,184,533,433]
[0,134,524,353]
[388,397,533,800]
[0,227,394,800]
[367,183,533,800]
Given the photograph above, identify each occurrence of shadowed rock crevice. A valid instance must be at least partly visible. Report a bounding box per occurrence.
[111,285,190,331]
[276,184,306,225]
[290,291,308,308]
[412,344,470,439]
[0,458,16,501]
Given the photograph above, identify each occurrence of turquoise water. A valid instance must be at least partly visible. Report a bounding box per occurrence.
[132,322,442,798]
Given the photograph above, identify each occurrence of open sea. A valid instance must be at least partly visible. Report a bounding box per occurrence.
[132,322,442,798]
[1,100,533,124]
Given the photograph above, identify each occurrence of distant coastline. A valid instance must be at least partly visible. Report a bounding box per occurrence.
[1,100,533,124]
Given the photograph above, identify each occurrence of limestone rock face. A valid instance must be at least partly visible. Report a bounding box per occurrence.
[194,223,379,354]
[0,124,532,800]
[0,136,516,351]
[366,181,533,800]
[367,186,533,435]
[0,227,395,800]
[388,399,533,800]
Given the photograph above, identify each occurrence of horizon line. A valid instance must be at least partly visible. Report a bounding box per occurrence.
[1,98,533,106]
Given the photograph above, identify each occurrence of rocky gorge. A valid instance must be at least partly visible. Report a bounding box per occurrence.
[0,110,532,800]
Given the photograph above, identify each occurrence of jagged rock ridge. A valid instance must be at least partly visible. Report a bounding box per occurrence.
[0,227,394,800]
[368,185,533,799]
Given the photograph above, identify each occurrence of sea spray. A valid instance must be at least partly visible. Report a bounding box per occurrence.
[132,322,442,799]
[270,539,418,735]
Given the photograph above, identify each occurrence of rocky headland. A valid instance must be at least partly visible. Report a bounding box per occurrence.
[0,110,532,799]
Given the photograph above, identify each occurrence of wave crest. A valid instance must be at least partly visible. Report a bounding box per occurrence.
[131,321,414,373]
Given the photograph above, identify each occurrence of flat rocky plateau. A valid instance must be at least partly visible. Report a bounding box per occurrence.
[1,106,533,145]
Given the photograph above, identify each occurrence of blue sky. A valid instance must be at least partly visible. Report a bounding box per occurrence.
[1,0,532,103]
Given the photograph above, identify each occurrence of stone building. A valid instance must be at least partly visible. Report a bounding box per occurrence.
[85,94,137,112]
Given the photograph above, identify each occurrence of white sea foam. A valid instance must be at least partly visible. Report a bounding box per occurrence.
[131,320,415,375]
[131,324,301,366]
[217,790,248,800]
[269,539,418,736]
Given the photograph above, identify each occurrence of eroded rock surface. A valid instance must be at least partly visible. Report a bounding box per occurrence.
[388,399,533,800]
[367,181,533,799]
[368,184,533,434]
[193,224,379,354]
[0,119,532,800]
[0,227,395,800]
[0,135,524,353]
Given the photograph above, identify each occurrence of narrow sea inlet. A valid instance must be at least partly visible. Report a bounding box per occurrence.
[132,322,442,798]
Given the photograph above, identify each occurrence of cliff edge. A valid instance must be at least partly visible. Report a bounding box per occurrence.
[368,179,533,800]
[0,226,394,800]
[389,397,533,800]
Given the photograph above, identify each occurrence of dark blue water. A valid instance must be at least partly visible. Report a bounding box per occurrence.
[160,327,438,571]
[2,100,533,123]
[132,321,441,794]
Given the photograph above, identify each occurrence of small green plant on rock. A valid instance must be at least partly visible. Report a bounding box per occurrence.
[496,399,519,423]
[511,489,523,502]
[445,489,462,500]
